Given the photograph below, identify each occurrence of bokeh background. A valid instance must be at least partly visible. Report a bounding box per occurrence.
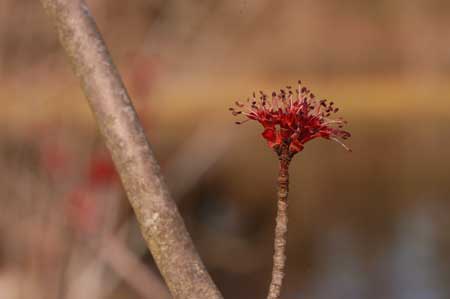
[1,0,450,298]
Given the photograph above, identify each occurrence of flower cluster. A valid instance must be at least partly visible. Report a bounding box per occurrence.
[230,80,351,156]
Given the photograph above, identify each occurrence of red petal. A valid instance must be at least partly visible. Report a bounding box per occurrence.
[268,131,283,148]
[289,139,304,154]
[262,127,276,142]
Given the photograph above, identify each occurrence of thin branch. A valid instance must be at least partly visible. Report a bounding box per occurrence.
[98,235,171,299]
[267,148,290,299]
[38,1,223,298]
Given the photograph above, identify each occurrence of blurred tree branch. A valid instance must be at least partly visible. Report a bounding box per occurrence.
[38,0,223,298]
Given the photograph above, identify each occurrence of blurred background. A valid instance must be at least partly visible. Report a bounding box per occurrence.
[1,0,450,298]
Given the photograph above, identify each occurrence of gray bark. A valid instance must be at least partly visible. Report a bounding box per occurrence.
[39,1,223,298]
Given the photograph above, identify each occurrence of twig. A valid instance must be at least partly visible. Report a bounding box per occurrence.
[38,1,223,298]
[267,147,290,299]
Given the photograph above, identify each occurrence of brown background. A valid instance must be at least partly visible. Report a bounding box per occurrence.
[1,1,450,298]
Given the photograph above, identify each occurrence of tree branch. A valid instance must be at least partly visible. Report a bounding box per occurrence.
[39,1,223,298]
[267,147,290,299]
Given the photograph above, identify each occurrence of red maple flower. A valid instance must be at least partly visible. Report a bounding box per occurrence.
[230,80,351,156]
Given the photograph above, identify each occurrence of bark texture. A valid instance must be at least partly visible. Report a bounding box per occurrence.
[39,1,223,298]
[267,147,290,299]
